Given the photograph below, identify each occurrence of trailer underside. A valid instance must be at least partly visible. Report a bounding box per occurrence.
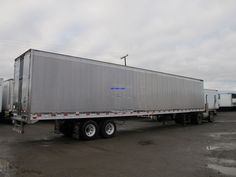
[12,108,217,140]
[12,108,204,123]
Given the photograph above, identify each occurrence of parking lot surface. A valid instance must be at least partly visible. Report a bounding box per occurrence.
[0,111,236,177]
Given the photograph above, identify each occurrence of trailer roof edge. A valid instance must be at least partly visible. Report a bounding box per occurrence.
[26,49,204,82]
[14,49,32,61]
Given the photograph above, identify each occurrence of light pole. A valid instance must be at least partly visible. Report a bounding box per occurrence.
[121,54,128,66]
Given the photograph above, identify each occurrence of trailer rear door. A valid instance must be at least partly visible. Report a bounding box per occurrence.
[13,52,31,116]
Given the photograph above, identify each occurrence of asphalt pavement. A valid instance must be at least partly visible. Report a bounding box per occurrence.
[0,111,236,177]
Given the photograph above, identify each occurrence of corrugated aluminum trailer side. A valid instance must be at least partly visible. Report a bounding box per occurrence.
[12,49,205,138]
[2,79,14,117]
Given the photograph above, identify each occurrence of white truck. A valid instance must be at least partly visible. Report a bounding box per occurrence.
[13,49,209,139]
[219,91,236,109]
[203,89,219,122]
[0,78,3,118]
[2,79,14,118]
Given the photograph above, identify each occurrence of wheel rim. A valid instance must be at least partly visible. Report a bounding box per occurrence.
[105,122,115,135]
[85,124,96,137]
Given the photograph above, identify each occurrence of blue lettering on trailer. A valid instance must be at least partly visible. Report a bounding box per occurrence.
[111,88,127,90]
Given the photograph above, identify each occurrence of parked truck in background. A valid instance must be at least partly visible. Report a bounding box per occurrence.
[12,49,207,139]
[203,89,219,122]
[0,78,3,118]
[219,91,236,110]
[2,79,14,118]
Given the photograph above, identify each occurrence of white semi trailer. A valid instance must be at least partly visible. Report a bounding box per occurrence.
[2,79,14,118]
[203,89,219,121]
[13,49,207,139]
[219,91,236,109]
[0,78,3,117]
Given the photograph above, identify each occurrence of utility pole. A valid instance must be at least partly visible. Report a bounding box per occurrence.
[121,54,128,66]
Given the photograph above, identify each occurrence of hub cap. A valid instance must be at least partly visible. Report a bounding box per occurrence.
[105,123,115,135]
[85,124,96,137]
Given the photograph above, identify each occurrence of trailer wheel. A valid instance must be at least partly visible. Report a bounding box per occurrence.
[60,121,74,137]
[81,120,98,140]
[208,112,215,123]
[72,122,80,140]
[194,113,203,125]
[100,120,116,138]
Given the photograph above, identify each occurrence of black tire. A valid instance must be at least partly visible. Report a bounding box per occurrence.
[72,122,80,140]
[100,120,117,138]
[80,120,98,140]
[60,121,74,137]
[208,112,215,123]
[193,113,203,125]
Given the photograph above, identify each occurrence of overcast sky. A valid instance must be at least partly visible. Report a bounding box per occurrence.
[0,0,236,91]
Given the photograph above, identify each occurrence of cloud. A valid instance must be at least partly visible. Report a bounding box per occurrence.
[0,0,236,91]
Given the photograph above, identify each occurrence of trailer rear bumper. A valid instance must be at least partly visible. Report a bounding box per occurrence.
[12,120,25,134]
[11,114,40,134]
